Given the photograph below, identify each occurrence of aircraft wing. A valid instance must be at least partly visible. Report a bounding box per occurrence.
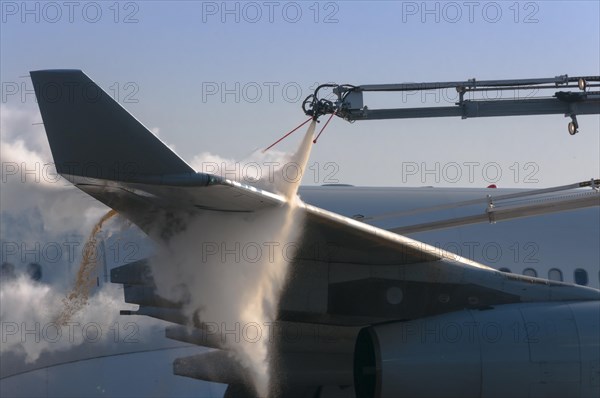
[32,70,598,323]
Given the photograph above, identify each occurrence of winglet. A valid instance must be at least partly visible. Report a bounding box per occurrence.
[30,69,194,182]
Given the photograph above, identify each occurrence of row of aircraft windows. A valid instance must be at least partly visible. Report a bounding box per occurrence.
[498,267,593,286]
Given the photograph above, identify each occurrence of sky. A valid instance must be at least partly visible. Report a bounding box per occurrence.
[1,0,599,189]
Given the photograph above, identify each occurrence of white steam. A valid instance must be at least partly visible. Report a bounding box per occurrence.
[0,276,138,363]
[191,147,303,197]
[0,105,156,365]
[1,106,109,243]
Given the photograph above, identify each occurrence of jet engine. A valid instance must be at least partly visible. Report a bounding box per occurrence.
[354,301,600,398]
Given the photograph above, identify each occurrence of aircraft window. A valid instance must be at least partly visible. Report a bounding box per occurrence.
[574,269,588,286]
[548,268,563,282]
[499,267,511,273]
[523,268,537,277]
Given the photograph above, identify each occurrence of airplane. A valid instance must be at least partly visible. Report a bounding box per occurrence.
[1,69,598,398]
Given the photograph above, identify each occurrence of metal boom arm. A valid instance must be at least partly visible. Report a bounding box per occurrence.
[302,75,600,135]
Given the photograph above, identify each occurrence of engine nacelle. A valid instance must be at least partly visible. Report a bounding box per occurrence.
[354,301,600,398]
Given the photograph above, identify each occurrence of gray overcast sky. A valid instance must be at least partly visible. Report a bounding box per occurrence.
[2,0,599,188]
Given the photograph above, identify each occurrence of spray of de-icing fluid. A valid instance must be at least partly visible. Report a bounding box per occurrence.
[56,209,117,326]
[149,121,317,397]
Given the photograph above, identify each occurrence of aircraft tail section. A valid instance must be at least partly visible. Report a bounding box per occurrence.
[30,69,194,181]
